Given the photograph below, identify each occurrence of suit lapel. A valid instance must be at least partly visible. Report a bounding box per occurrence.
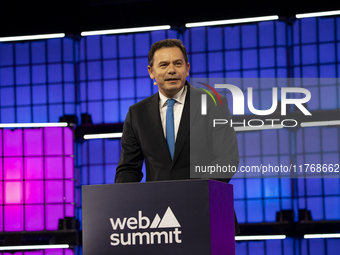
[147,93,173,164]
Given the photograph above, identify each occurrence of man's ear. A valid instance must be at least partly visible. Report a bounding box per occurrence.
[186,62,190,77]
[147,65,154,79]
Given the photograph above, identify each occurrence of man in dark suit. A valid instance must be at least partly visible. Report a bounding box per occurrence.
[115,39,240,233]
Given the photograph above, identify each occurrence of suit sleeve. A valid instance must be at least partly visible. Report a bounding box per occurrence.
[115,107,144,183]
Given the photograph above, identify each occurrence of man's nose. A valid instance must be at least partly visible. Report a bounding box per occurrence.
[167,64,176,74]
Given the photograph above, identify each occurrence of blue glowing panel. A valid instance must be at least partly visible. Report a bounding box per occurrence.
[88,81,102,101]
[87,61,101,80]
[103,80,119,100]
[104,101,119,123]
[225,51,241,70]
[48,64,62,83]
[135,33,150,57]
[49,105,63,122]
[191,53,206,73]
[102,35,117,59]
[259,21,274,47]
[32,85,47,104]
[301,18,317,44]
[0,43,13,66]
[17,107,31,123]
[320,64,336,77]
[324,197,340,220]
[0,66,14,86]
[259,48,275,67]
[224,26,240,50]
[136,58,148,77]
[191,27,206,52]
[320,85,337,110]
[150,30,167,44]
[119,59,134,78]
[1,87,14,106]
[319,17,335,42]
[246,179,262,199]
[15,43,29,65]
[120,99,135,123]
[119,34,133,58]
[32,41,45,64]
[207,27,223,51]
[307,197,324,220]
[136,78,152,98]
[319,43,336,63]
[242,24,257,48]
[104,139,121,163]
[208,52,223,72]
[86,36,101,60]
[242,49,258,69]
[64,83,75,103]
[105,164,117,184]
[47,39,62,62]
[120,79,135,98]
[89,165,103,185]
[87,102,102,124]
[302,45,317,65]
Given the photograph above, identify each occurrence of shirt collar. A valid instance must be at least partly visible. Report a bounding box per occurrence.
[159,85,187,108]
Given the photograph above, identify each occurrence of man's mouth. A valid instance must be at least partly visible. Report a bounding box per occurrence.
[165,78,180,81]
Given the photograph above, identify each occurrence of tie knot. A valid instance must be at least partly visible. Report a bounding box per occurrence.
[167,99,176,107]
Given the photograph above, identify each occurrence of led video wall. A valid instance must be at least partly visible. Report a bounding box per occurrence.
[0,15,339,255]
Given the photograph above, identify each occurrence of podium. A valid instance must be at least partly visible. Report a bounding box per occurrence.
[82,179,235,255]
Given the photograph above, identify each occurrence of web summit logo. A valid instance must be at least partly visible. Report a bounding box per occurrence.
[110,207,182,246]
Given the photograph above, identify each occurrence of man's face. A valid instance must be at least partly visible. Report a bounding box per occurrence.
[148,47,190,98]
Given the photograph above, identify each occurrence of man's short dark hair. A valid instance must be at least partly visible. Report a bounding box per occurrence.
[148,39,188,67]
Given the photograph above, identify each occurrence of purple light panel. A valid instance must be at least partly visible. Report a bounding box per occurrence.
[0,127,74,232]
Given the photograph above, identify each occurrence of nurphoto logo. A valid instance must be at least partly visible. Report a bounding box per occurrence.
[200,83,312,128]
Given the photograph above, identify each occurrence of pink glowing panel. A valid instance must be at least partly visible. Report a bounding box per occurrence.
[4,158,23,180]
[5,205,23,231]
[45,249,73,255]
[24,128,43,156]
[45,181,64,203]
[65,180,74,203]
[24,157,43,180]
[25,205,44,231]
[65,204,75,217]
[0,206,3,231]
[0,162,2,181]
[0,185,3,204]
[45,157,63,179]
[25,181,44,204]
[64,128,73,156]
[0,130,2,156]
[46,204,63,230]
[24,251,43,255]
[5,182,23,204]
[4,129,23,156]
[65,157,74,179]
[44,128,62,155]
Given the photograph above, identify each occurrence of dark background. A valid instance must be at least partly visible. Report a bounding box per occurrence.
[1,0,339,37]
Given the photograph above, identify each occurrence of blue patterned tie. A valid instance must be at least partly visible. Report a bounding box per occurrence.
[166,99,176,160]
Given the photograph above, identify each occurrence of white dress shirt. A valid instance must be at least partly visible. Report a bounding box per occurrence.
[159,85,187,141]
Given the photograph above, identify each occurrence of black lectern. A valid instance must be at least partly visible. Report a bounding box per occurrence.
[82,180,235,255]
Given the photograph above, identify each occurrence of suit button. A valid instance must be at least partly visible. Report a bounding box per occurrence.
[171,169,175,173]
